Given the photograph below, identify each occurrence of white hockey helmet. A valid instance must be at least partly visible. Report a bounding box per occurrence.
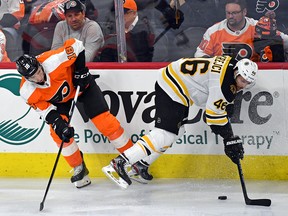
[234,59,258,84]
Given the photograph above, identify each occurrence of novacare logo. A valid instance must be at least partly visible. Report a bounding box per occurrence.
[0,73,45,145]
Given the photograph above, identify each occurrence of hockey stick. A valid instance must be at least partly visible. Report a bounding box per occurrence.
[154,26,171,45]
[39,85,81,211]
[236,160,271,207]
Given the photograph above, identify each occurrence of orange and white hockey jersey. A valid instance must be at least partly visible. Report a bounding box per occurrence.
[195,17,258,61]
[0,30,11,62]
[19,38,84,120]
[157,55,237,126]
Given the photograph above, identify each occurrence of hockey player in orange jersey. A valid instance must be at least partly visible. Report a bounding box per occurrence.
[16,38,133,188]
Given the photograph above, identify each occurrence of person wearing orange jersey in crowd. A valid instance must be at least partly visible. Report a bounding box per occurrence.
[194,0,288,62]
[15,38,133,188]
[0,30,11,62]
[0,0,25,29]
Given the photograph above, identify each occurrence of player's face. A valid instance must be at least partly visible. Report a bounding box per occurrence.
[65,11,85,30]
[235,75,251,91]
[225,3,246,28]
[28,67,45,84]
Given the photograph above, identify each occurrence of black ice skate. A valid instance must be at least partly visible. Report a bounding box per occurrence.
[71,152,91,188]
[128,160,153,184]
[102,154,132,189]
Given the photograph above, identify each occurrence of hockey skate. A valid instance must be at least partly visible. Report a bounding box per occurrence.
[71,152,91,189]
[102,155,132,189]
[128,160,153,184]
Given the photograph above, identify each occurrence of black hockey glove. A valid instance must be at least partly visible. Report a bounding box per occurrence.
[156,1,184,29]
[52,117,74,143]
[224,135,244,164]
[46,110,74,143]
[73,67,91,92]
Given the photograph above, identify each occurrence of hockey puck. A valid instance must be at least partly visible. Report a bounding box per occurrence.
[218,196,227,200]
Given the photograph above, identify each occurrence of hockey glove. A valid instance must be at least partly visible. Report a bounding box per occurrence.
[224,135,244,164]
[156,1,184,29]
[73,67,91,92]
[46,110,74,143]
[52,117,74,143]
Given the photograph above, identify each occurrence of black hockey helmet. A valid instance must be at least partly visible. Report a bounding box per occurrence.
[16,54,40,79]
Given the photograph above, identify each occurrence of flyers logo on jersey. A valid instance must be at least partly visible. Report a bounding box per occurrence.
[222,43,253,61]
[48,81,71,103]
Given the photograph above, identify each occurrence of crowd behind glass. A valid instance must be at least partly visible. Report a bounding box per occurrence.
[1,0,288,63]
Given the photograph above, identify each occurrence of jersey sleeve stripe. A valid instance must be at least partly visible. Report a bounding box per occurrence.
[206,117,228,125]
[168,64,192,104]
[162,65,191,106]
[206,109,227,116]
[161,68,188,106]
[205,109,228,125]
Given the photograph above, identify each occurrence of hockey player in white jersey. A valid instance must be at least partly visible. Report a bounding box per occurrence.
[102,55,258,189]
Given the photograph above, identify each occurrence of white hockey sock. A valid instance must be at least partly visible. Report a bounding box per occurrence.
[125,128,177,165]
[124,140,148,165]
[141,152,162,165]
[140,126,185,165]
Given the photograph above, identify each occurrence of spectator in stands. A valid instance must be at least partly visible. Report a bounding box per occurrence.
[194,0,288,62]
[0,30,11,62]
[51,0,104,62]
[21,0,67,55]
[253,11,286,62]
[99,0,154,62]
[134,0,184,30]
[0,0,25,29]
[154,0,184,30]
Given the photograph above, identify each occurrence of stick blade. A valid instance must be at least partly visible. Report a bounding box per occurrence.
[39,202,44,211]
[246,199,271,207]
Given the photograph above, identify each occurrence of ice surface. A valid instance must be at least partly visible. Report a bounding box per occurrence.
[0,178,286,216]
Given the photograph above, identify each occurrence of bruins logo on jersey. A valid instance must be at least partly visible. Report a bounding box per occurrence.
[230,84,237,95]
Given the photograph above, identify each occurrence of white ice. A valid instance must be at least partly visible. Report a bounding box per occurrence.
[0,178,287,216]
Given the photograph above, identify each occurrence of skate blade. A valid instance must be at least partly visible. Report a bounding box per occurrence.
[102,165,130,189]
[75,175,91,189]
[127,170,150,184]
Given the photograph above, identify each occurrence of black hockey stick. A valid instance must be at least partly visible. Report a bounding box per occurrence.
[154,26,171,45]
[236,160,271,207]
[40,85,81,211]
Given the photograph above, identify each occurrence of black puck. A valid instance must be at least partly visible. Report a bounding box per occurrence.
[218,196,227,200]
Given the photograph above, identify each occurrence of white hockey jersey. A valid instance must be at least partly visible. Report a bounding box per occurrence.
[157,55,237,126]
